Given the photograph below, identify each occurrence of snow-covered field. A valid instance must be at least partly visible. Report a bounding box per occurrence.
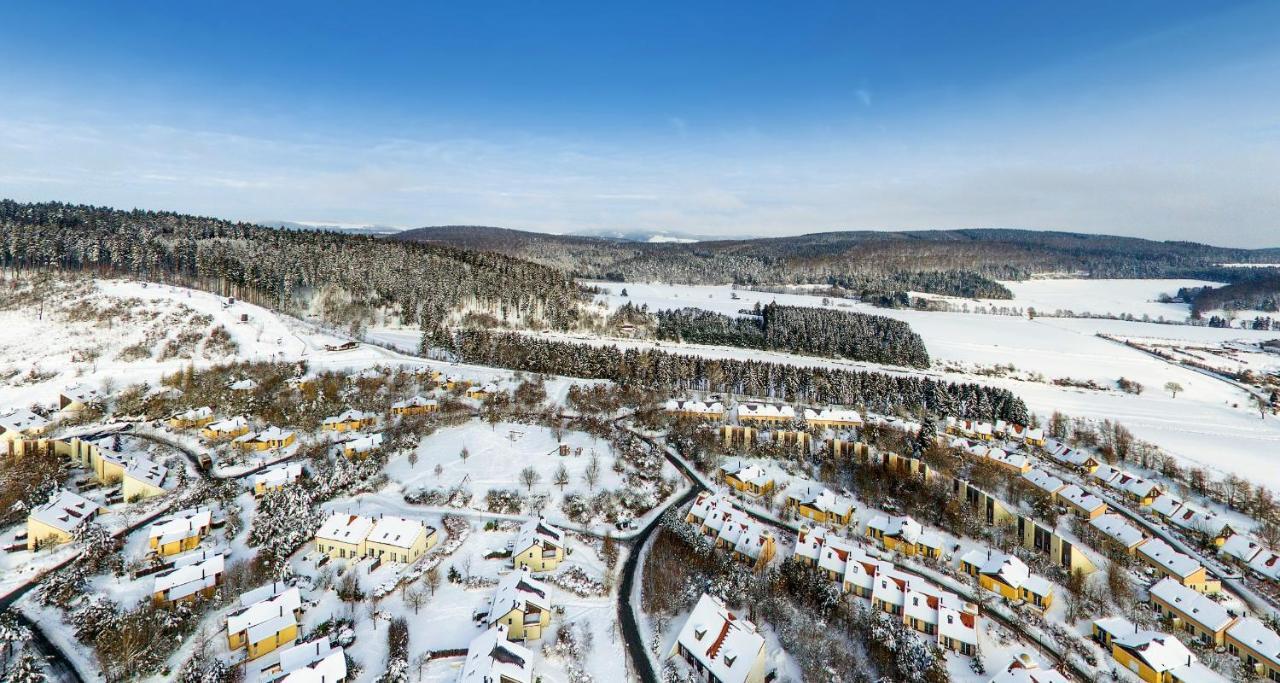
[586,280,1280,491]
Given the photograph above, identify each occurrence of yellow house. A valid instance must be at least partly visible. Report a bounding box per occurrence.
[880,452,936,481]
[960,549,1054,609]
[1056,484,1107,520]
[321,409,377,433]
[314,513,373,559]
[148,508,213,556]
[1089,513,1148,556]
[466,383,499,400]
[1148,577,1234,647]
[444,375,471,391]
[235,427,296,451]
[773,430,811,451]
[718,521,777,571]
[827,438,866,460]
[786,486,855,527]
[336,432,383,460]
[803,407,862,430]
[26,489,102,550]
[166,406,214,429]
[720,461,775,497]
[1136,539,1221,594]
[1015,515,1098,576]
[735,403,795,424]
[252,462,304,495]
[0,408,51,442]
[122,458,168,501]
[1226,618,1280,682]
[951,478,1017,527]
[227,584,302,659]
[512,518,566,572]
[364,516,437,564]
[489,568,552,641]
[153,554,224,606]
[865,515,943,559]
[390,396,438,417]
[201,416,250,441]
[1093,617,1216,683]
[58,385,100,412]
[663,399,726,421]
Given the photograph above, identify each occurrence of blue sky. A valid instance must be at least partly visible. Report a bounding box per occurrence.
[1,1,1277,244]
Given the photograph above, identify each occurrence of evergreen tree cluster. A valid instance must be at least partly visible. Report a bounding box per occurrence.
[654,302,930,368]
[1188,271,1280,315]
[450,329,1028,422]
[0,200,585,329]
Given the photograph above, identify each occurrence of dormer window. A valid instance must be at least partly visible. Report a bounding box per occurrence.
[724,655,737,667]
[694,628,706,640]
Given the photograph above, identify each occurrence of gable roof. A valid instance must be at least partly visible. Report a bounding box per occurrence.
[460,626,533,683]
[366,515,429,549]
[271,638,347,683]
[514,517,564,554]
[1149,577,1233,632]
[490,568,551,619]
[673,594,766,683]
[1089,513,1146,548]
[1137,538,1203,579]
[315,513,373,545]
[29,489,99,533]
[0,408,50,434]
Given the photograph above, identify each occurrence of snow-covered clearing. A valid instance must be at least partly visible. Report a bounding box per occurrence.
[587,280,1280,491]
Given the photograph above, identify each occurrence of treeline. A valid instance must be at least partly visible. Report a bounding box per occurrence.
[653,302,930,368]
[1188,272,1280,315]
[449,329,1028,422]
[0,200,586,330]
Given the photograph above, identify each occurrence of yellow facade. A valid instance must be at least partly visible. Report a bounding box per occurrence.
[720,425,756,447]
[247,622,299,660]
[322,415,376,432]
[316,537,364,560]
[152,534,202,557]
[722,471,774,497]
[201,424,250,440]
[123,474,166,501]
[239,431,296,451]
[26,518,74,551]
[166,414,215,429]
[495,605,550,641]
[365,528,437,564]
[1227,630,1280,681]
[1151,597,1228,646]
[391,402,437,417]
[793,503,852,527]
[513,541,564,572]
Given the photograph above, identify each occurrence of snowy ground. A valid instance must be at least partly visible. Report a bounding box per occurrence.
[585,280,1280,491]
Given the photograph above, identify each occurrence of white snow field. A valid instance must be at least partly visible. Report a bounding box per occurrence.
[586,280,1280,491]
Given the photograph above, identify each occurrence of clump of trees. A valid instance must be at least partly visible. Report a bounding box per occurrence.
[654,302,930,368]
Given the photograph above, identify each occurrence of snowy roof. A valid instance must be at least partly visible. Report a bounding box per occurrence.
[1089,514,1146,548]
[206,416,249,433]
[788,485,854,517]
[721,461,772,487]
[29,489,99,533]
[1022,469,1064,495]
[124,457,168,488]
[1219,534,1262,564]
[460,625,533,683]
[322,409,374,426]
[1057,484,1105,513]
[271,638,347,683]
[1248,550,1280,580]
[514,517,565,554]
[1168,506,1231,537]
[867,514,923,543]
[794,525,828,562]
[153,553,223,600]
[367,515,430,549]
[148,507,211,544]
[391,395,436,409]
[239,580,292,607]
[315,513,373,545]
[247,612,297,647]
[490,567,551,619]
[1136,538,1202,579]
[337,431,383,453]
[729,522,773,560]
[228,378,258,391]
[937,603,978,646]
[235,426,294,445]
[987,449,1029,470]
[60,384,100,404]
[673,594,766,683]
[227,586,301,637]
[170,406,213,422]
[1090,464,1123,483]
[664,399,724,414]
[253,462,305,488]
[0,408,50,434]
[1149,577,1233,632]
[1150,492,1184,517]
[735,402,794,419]
[687,492,735,522]
[1110,627,1201,675]
[1118,476,1161,499]
[842,555,884,592]
[1227,617,1280,667]
[961,549,1032,590]
[803,407,861,423]
[817,536,862,576]
[989,655,1070,683]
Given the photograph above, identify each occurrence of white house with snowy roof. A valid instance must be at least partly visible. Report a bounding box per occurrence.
[488,567,552,641]
[365,515,436,564]
[152,552,224,606]
[671,593,767,683]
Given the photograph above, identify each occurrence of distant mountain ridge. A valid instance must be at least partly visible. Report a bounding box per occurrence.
[394,225,1280,293]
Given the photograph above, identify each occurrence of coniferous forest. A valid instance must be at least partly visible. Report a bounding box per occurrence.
[654,303,930,368]
[451,329,1028,422]
[0,200,585,330]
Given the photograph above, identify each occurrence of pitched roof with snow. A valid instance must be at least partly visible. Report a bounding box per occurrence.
[735,403,794,419]
[1248,550,1280,580]
[60,384,100,404]
[664,399,725,415]
[867,515,923,543]
[1089,513,1146,548]
[1137,538,1203,579]
[721,461,772,487]
[271,638,347,683]
[391,395,436,410]
[961,549,1032,590]
[148,507,212,544]
[253,461,304,488]
[227,586,301,636]
[322,409,375,426]
[489,567,551,619]
[1057,484,1105,514]
[803,407,861,424]
[673,594,766,683]
[460,626,533,683]
[367,515,430,549]
[1022,469,1064,495]
[1227,617,1280,667]
[514,517,565,554]
[153,553,224,600]
[235,426,295,445]
[1150,492,1184,517]
[687,492,734,523]
[988,655,1070,683]
[0,408,50,434]
[315,513,373,545]
[337,431,383,453]
[1148,577,1233,632]
[206,416,249,433]
[29,489,99,533]
[1219,534,1262,564]
[789,486,855,517]
[170,406,213,422]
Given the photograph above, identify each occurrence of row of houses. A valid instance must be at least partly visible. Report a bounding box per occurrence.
[684,493,779,571]
[945,417,1046,447]
[665,400,865,429]
[794,526,980,655]
[1091,616,1229,683]
[314,513,438,565]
